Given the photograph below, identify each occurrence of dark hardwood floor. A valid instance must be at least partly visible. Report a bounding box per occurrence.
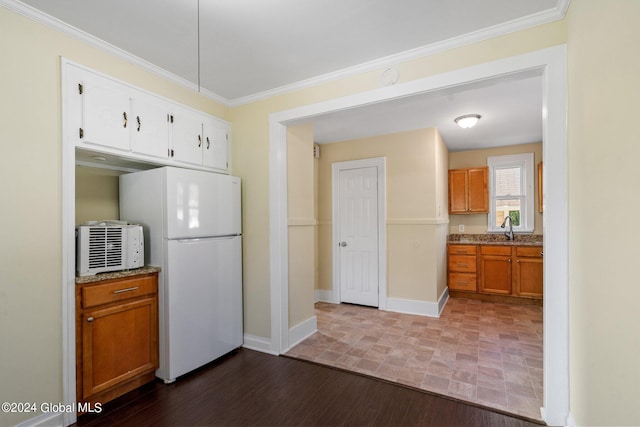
[75,349,545,427]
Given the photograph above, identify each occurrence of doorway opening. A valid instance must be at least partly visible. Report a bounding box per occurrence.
[269,46,568,424]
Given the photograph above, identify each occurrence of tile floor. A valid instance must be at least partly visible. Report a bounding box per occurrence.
[285,298,543,420]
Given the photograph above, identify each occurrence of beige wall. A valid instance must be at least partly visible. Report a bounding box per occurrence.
[0,7,229,425]
[448,142,543,234]
[75,166,120,224]
[286,123,316,328]
[316,129,448,303]
[567,1,640,425]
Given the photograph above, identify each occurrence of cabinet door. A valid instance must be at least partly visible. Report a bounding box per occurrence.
[514,251,543,298]
[468,167,488,213]
[170,106,203,165]
[448,169,468,213]
[130,93,171,159]
[80,73,131,151]
[202,117,230,171]
[479,254,512,295]
[81,297,158,399]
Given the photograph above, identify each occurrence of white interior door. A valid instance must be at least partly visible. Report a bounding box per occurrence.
[338,166,379,307]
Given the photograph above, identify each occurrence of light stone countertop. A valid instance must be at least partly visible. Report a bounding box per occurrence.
[448,233,543,247]
[76,266,161,284]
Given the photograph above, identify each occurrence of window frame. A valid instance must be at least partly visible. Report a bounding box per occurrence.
[487,153,535,233]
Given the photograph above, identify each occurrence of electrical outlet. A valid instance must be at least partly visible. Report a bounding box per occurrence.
[459,224,465,233]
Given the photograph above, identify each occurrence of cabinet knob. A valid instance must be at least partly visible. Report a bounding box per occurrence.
[198,135,202,147]
[540,251,543,257]
[87,317,94,323]
[517,259,520,263]
[206,137,210,149]
[123,112,128,128]
[340,241,347,247]
[508,258,512,263]
[136,116,141,132]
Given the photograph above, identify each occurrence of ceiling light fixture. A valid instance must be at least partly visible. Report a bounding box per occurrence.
[454,114,481,129]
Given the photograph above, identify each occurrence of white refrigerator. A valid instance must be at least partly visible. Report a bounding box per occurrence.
[119,166,243,383]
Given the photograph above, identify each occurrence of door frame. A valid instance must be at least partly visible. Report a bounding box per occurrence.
[331,158,387,309]
[269,45,568,425]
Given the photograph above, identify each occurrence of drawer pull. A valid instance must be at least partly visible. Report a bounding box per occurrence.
[87,317,94,323]
[113,286,139,294]
[456,263,468,268]
[540,251,543,257]
[456,281,469,285]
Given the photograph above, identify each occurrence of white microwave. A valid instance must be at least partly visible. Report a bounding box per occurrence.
[76,222,144,276]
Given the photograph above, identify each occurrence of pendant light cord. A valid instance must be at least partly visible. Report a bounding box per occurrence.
[197,0,201,92]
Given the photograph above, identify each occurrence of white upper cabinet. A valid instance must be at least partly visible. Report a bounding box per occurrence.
[79,71,131,151]
[64,61,231,173]
[170,107,231,173]
[169,105,204,166]
[203,116,230,171]
[130,93,171,160]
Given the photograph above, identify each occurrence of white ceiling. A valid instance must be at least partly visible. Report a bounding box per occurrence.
[310,71,543,149]
[13,0,562,150]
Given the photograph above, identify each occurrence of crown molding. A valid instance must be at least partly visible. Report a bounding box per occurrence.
[229,3,569,107]
[1,0,231,106]
[3,0,569,108]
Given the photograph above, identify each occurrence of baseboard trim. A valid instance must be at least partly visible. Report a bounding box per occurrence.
[287,316,318,351]
[243,334,279,355]
[15,411,64,427]
[386,290,449,318]
[315,289,337,304]
[316,289,450,318]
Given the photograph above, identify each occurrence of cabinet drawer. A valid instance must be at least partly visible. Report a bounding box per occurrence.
[516,246,543,257]
[448,273,477,292]
[480,245,512,256]
[448,244,477,255]
[448,255,477,273]
[82,275,157,308]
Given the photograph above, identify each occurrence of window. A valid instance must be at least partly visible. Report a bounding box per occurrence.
[487,153,534,233]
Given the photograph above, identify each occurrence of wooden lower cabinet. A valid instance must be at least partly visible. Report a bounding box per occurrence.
[478,246,512,295]
[448,243,542,302]
[514,246,544,298]
[76,272,159,409]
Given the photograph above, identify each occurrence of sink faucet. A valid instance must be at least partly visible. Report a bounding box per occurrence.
[500,215,514,241]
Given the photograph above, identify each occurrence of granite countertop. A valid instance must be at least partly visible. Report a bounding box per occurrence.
[76,266,161,284]
[448,233,543,247]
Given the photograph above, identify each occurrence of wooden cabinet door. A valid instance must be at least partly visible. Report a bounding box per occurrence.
[202,117,230,171]
[80,72,131,151]
[130,93,171,159]
[448,169,468,213]
[468,167,489,213]
[479,254,512,295]
[170,106,203,165]
[514,247,543,298]
[81,296,158,399]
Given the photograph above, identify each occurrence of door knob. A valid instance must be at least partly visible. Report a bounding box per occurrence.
[340,241,347,247]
